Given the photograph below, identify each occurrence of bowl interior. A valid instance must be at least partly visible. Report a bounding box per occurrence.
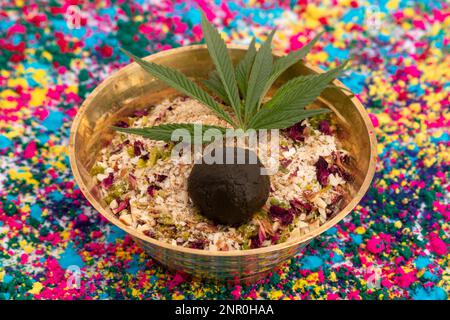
[69,45,376,254]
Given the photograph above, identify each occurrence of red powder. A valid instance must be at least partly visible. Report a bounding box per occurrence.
[366,237,385,254]
[429,234,447,255]
[23,140,37,159]
[99,45,113,58]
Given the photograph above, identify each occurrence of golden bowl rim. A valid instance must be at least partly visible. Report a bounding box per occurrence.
[69,44,377,257]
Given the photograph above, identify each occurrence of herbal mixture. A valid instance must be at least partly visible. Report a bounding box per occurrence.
[92,97,352,250]
[91,11,354,250]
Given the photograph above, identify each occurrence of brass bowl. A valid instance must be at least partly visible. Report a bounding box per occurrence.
[69,45,377,283]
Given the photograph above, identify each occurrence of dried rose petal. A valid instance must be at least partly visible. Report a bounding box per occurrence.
[156,174,168,182]
[329,164,340,175]
[110,140,129,155]
[250,235,262,249]
[280,158,292,168]
[114,198,129,214]
[143,229,156,238]
[269,205,294,225]
[128,173,137,190]
[330,194,343,206]
[333,151,350,165]
[114,120,129,128]
[341,154,350,164]
[258,226,266,244]
[134,109,149,117]
[315,156,330,186]
[101,173,114,189]
[189,239,206,249]
[329,164,353,183]
[133,140,144,156]
[147,184,161,197]
[341,170,354,182]
[271,233,280,244]
[286,209,295,224]
[290,198,312,213]
[280,145,289,151]
[318,120,331,135]
[286,122,306,142]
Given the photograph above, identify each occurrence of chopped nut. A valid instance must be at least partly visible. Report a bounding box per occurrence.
[314,197,327,209]
[272,221,280,233]
[109,199,118,210]
[119,214,133,226]
[137,224,151,233]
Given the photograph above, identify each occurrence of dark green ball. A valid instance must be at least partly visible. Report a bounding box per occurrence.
[188,147,270,225]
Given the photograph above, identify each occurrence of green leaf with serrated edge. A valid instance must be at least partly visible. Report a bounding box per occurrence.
[327,83,355,97]
[264,61,348,110]
[112,124,228,143]
[244,30,276,124]
[249,108,330,129]
[202,71,230,105]
[235,37,257,98]
[248,61,348,129]
[120,48,236,127]
[259,31,324,103]
[201,12,242,124]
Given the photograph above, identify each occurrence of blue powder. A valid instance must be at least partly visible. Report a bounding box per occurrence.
[58,242,85,269]
[42,111,64,132]
[3,274,13,284]
[422,271,437,281]
[0,293,10,300]
[106,225,126,243]
[99,293,109,299]
[341,72,366,94]
[351,234,363,245]
[126,255,140,274]
[185,8,201,25]
[414,256,430,269]
[48,191,64,202]
[411,286,447,300]
[36,133,49,144]
[0,20,13,32]
[324,45,350,60]
[431,132,449,144]
[342,8,365,24]
[0,135,12,149]
[7,194,17,201]
[300,256,323,270]
[30,204,43,222]
[331,254,344,263]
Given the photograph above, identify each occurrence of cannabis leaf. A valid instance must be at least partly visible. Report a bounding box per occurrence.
[115,10,355,142]
[202,71,230,105]
[113,123,228,143]
[120,48,236,127]
[244,29,276,124]
[248,61,348,129]
[201,12,242,125]
[260,31,324,101]
[327,83,355,97]
[235,37,257,99]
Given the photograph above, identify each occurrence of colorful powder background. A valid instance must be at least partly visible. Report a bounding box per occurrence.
[0,0,448,300]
